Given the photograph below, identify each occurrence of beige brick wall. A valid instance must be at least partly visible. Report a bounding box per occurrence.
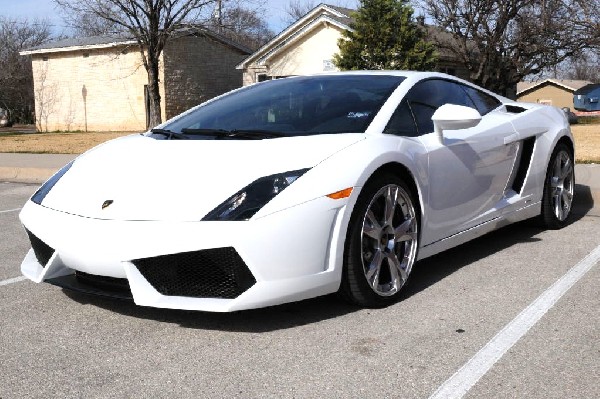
[162,35,247,119]
[518,84,574,109]
[32,46,166,132]
[269,24,343,77]
[242,65,267,86]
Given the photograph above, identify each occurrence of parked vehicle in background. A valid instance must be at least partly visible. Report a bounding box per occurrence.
[574,83,600,112]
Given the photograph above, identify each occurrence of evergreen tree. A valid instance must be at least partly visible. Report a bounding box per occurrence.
[333,0,437,71]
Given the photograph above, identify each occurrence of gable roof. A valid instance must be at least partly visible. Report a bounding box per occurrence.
[237,3,463,71]
[20,34,137,55]
[20,26,252,56]
[236,3,353,69]
[517,79,593,96]
[574,83,600,96]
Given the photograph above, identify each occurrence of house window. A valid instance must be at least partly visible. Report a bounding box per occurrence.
[83,53,90,58]
[257,74,271,82]
[42,56,48,61]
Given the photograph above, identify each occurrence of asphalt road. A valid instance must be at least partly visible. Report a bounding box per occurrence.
[1,181,598,398]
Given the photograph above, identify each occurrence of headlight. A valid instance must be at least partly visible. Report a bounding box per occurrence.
[31,161,74,205]
[202,168,309,221]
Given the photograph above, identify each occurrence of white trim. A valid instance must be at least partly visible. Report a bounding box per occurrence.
[517,79,592,95]
[236,4,351,69]
[20,40,138,56]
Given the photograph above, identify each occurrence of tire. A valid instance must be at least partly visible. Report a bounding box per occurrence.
[539,143,575,229]
[341,174,419,307]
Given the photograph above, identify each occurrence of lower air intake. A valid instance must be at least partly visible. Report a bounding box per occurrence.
[25,229,54,267]
[132,247,256,299]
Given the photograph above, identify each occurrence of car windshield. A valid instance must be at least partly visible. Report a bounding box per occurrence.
[156,75,405,139]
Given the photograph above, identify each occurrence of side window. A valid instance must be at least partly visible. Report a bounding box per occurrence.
[406,79,476,109]
[384,100,418,136]
[461,85,501,115]
[403,79,477,135]
[410,102,436,134]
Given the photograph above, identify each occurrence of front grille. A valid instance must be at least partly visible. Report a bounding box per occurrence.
[132,247,256,299]
[25,229,54,267]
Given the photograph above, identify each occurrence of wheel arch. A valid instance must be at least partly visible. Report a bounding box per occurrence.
[360,162,423,219]
[556,134,575,158]
[345,160,424,253]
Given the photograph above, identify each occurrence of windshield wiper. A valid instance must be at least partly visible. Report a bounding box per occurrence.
[181,128,284,139]
[230,129,285,139]
[150,128,190,140]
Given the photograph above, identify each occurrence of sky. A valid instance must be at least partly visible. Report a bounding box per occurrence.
[0,0,358,37]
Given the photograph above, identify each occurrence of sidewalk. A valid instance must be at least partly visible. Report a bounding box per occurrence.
[0,153,76,184]
[0,152,598,214]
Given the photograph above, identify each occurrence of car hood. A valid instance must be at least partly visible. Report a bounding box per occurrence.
[40,133,364,221]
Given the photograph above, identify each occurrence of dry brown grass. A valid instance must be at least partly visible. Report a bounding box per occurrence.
[0,125,598,162]
[571,124,600,163]
[0,131,134,154]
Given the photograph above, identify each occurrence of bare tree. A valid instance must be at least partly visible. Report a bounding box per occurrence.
[62,9,123,36]
[54,0,216,128]
[560,51,600,82]
[34,62,59,132]
[282,1,358,26]
[207,4,274,50]
[422,0,600,97]
[0,17,53,124]
[283,0,317,25]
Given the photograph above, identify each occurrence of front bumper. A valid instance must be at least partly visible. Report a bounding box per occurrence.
[20,196,351,312]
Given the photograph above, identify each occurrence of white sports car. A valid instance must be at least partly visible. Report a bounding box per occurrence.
[20,71,575,311]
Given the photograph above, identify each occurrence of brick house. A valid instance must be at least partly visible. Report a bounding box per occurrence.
[21,27,251,132]
[517,79,592,110]
[237,4,469,86]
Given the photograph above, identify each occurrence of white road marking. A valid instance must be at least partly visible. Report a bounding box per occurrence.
[0,208,21,214]
[0,276,27,286]
[429,243,600,399]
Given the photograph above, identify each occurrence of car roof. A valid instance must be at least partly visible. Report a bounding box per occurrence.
[305,70,440,79]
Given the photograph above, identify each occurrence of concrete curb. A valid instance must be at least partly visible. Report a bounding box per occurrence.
[0,153,76,184]
[0,166,56,184]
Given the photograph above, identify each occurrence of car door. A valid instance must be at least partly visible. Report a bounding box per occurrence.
[400,79,519,245]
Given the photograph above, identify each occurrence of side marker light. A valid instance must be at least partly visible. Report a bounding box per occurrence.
[326,187,353,200]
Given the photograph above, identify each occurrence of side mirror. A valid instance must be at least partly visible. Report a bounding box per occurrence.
[431,104,482,143]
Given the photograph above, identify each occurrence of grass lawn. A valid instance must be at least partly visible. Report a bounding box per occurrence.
[0,131,134,154]
[571,124,600,163]
[0,124,598,162]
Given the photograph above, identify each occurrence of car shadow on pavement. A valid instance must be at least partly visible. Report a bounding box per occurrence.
[62,188,594,332]
[572,183,595,217]
[399,221,544,301]
[401,185,593,302]
[63,289,359,332]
